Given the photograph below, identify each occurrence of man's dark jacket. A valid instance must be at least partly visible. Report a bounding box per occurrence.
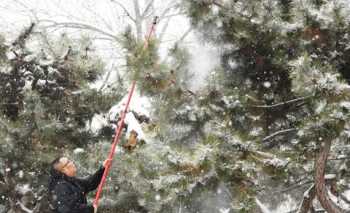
[48,166,105,213]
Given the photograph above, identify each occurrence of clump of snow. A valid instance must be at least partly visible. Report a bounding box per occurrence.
[315,100,327,114]
[6,51,16,60]
[249,127,263,137]
[36,79,46,87]
[324,174,336,180]
[73,148,85,154]
[15,184,31,195]
[109,90,151,119]
[17,170,24,179]
[263,157,289,169]
[340,101,350,109]
[221,96,241,109]
[211,5,220,15]
[124,112,146,140]
[263,81,271,88]
[88,114,108,133]
[219,208,230,213]
[108,89,151,141]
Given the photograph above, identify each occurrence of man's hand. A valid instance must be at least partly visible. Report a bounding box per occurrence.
[93,204,98,213]
[103,159,111,168]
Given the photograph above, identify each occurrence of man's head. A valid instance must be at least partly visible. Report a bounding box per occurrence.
[51,157,77,177]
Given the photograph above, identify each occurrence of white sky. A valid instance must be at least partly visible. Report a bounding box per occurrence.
[0,0,220,91]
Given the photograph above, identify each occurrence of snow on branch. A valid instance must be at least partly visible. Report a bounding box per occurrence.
[262,128,297,142]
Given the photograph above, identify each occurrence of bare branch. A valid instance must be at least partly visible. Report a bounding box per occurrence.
[141,0,155,18]
[250,96,312,109]
[82,2,115,32]
[158,17,172,43]
[12,22,35,48]
[160,27,192,64]
[162,12,187,19]
[177,27,192,43]
[159,5,173,20]
[212,0,225,8]
[297,184,316,213]
[110,0,136,23]
[274,180,313,194]
[42,20,122,42]
[99,63,116,92]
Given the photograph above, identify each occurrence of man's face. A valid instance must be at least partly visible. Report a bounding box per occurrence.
[55,157,77,177]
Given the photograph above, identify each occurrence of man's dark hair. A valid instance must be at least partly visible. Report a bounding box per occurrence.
[51,157,62,171]
[48,156,64,193]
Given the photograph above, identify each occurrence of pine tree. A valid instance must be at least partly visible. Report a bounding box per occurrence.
[0,24,119,212]
[184,0,350,212]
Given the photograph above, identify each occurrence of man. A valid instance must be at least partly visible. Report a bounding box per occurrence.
[48,156,110,213]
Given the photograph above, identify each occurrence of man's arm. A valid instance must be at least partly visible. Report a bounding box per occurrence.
[78,166,105,193]
[54,183,94,213]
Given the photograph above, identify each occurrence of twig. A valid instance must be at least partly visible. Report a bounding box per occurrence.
[42,20,122,42]
[110,0,136,23]
[250,96,312,109]
[177,27,192,44]
[262,128,297,142]
[141,0,155,18]
[275,180,313,194]
[297,184,316,213]
[99,63,116,92]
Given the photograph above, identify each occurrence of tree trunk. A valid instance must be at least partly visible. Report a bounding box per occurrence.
[133,0,143,41]
[315,140,343,213]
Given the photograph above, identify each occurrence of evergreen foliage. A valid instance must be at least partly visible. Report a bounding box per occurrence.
[184,0,350,211]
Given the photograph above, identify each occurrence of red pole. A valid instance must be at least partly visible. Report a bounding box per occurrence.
[93,80,136,209]
[93,16,158,210]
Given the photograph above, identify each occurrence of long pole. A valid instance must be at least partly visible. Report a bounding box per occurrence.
[93,16,158,211]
